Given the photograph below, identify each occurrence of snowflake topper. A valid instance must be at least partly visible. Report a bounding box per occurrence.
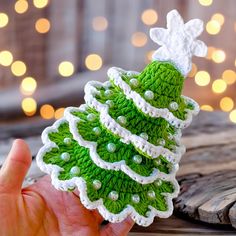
[150,9,207,76]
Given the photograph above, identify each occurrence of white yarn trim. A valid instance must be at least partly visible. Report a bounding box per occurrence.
[65,106,179,184]
[107,67,199,129]
[36,118,180,226]
[83,81,186,164]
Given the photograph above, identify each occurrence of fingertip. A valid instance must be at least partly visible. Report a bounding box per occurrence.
[13,139,31,154]
[10,139,32,165]
[0,139,32,193]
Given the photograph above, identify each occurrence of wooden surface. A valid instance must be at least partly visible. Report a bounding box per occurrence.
[1,111,236,234]
[176,171,236,226]
[130,215,236,235]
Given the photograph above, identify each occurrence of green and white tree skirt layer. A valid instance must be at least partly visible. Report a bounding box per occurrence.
[37,10,207,226]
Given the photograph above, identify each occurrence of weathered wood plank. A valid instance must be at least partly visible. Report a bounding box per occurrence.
[178,143,236,176]
[175,171,236,225]
[229,203,236,229]
[1,110,236,232]
[130,215,236,235]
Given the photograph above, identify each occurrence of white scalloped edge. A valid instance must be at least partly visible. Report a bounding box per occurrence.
[107,67,200,129]
[83,81,186,164]
[36,118,180,227]
[65,106,179,184]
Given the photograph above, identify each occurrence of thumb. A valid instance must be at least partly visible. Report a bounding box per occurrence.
[101,217,134,236]
[0,139,31,194]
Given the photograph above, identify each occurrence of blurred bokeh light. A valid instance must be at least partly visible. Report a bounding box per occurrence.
[0,51,13,66]
[14,0,29,14]
[0,0,235,123]
[141,9,158,25]
[21,98,37,116]
[58,61,74,77]
[0,13,8,28]
[40,104,54,119]
[92,16,108,31]
[85,54,103,71]
[20,77,37,96]
[35,18,50,33]
[11,61,27,77]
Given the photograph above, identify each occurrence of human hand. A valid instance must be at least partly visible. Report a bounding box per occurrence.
[0,139,134,236]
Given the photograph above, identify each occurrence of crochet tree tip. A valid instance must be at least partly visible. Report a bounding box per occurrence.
[36,9,207,227]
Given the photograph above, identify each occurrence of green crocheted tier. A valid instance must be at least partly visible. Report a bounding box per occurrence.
[94,82,177,148]
[42,120,175,217]
[67,106,172,176]
[110,61,195,120]
[37,60,199,226]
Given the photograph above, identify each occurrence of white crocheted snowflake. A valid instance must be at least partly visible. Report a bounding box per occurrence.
[150,9,207,76]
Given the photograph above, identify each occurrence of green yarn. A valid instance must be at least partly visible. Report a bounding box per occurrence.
[43,121,174,216]
[71,108,170,175]
[95,85,177,149]
[121,61,194,120]
[39,60,197,219]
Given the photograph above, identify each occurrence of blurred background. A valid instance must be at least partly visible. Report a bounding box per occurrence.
[0,0,236,130]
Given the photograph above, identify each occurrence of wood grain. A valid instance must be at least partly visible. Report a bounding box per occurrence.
[175,171,236,225]
[130,215,236,235]
[1,111,236,233]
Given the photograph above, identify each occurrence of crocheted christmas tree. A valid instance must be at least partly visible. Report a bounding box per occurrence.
[37,10,207,226]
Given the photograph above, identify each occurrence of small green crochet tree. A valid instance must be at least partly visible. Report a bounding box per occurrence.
[37,9,207,226]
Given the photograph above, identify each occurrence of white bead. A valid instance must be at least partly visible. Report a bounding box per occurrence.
[132,194,140,203]
[157,138,165,146]
[104,89,113,97]
[87,113,96,121]
[107,143,116,153]
[169,102,179,111]
[140,132,148,140]
[130,78,139,88]
[93,127,101,136]
[63,138,72,145]
[117,116,127,126]
[167,163,173,170]
[61,152,70,161]
[144,90,154,100]
[133,155,142,164]
[70,166,80,175]
[147,190,156,199]
[93,180,102,190]
[146,211,151,217]
[155,179,162,186]
[108,191,119,201]
[154,159,161,166]
[105,100,114,108]
[170,145,177,152]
